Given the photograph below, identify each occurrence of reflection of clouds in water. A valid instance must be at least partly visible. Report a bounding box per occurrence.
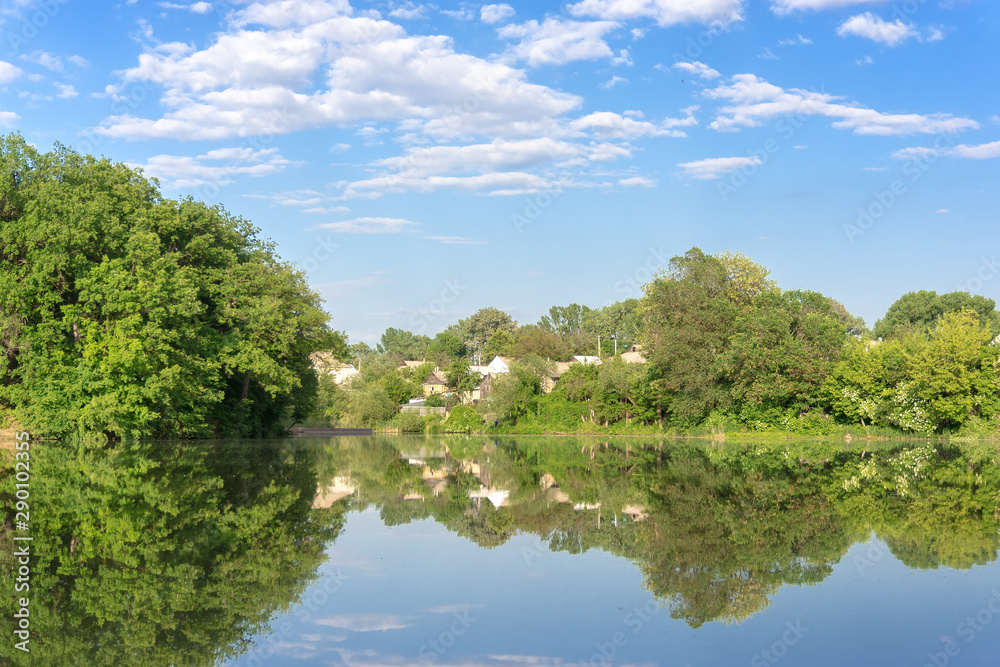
[487,656,569,665]
[423,603,482,614]
[331,647,568,666]
[322,553,386,574]
[315,613,414,632]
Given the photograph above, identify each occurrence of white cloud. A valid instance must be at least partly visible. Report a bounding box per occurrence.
[618,176,656,187]
[569,109,696,138]
[376,137,580,176]
[159,1,214,13]
[498,18,619,67]
[836,13,917,46]
[389,4,427,20]
[97,13,582,142]
[129,147,293,189]
[317,217,420,234]
[243,190,327,207]
[678,156,762,179]
[771,0,890,15]
[342,171,557,197]
[55,83,78,99]
[672,61,720,80]
[480,3,515,24]
[441,8,475,20]
[424,236,485,244]
[568,0,744,27]
[302,205,351,214]
[0,61,24,84]
[758,46,778,60]
[20,50,64,72]
[0,111,19,127]
[936,208,950,213]
[611,48,632,66]
[705,73,978,135]
[601,75,626,88]
[892,141,1000,160]
[855,55,874,66]
[778,34,812,45]
[315,272,391,298]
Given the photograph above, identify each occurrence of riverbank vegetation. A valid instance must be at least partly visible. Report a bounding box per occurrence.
[4,135,1000,440]
[316,249,1000,440]
[0,135,342,439]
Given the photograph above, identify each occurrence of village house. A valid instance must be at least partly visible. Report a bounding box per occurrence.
[422,370,449,397]
[621,344,646,364]
[309,352,360,385]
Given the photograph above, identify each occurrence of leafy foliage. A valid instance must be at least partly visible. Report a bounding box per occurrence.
[0,135,331,438]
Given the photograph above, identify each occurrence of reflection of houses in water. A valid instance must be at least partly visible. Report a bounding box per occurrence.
[424,478,448,496]
[468,487,509,508]
[622,505,649,521]
[312,476,357,508]
[541,471,646,521]
[387,449,648,522]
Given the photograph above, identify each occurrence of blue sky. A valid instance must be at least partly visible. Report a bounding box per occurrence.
[2,0,998,345]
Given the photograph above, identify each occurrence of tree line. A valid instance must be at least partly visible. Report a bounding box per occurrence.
[4,134,998,438]
[323,247,1000,436]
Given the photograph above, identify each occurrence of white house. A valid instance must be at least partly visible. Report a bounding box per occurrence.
[487,356,512,374]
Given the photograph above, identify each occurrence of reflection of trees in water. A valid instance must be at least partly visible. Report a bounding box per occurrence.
[317,436,1000,628]
[0,440,345,666]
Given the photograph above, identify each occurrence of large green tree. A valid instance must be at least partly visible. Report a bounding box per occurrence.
[720,290,850,413]
[641,248,748,423]
[908,310,1000,431]
[873,290,999,340]
[0,135,332,438]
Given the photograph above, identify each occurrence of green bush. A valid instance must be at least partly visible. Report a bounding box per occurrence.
[395,411,427,433]
[442,405,484,433]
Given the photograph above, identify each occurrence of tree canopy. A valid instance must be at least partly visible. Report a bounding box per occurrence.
[0,135,335,438]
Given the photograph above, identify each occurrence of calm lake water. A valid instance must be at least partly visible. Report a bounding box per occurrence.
[6,436,1000,666]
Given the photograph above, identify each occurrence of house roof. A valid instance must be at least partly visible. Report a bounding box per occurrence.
[548,361,573,378]
[621,351,646,363]
[399,360,427,368]
[422,371,448,386]
[571,355,603,365]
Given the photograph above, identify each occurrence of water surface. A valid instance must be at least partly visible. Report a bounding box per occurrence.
[4,436,999,666]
